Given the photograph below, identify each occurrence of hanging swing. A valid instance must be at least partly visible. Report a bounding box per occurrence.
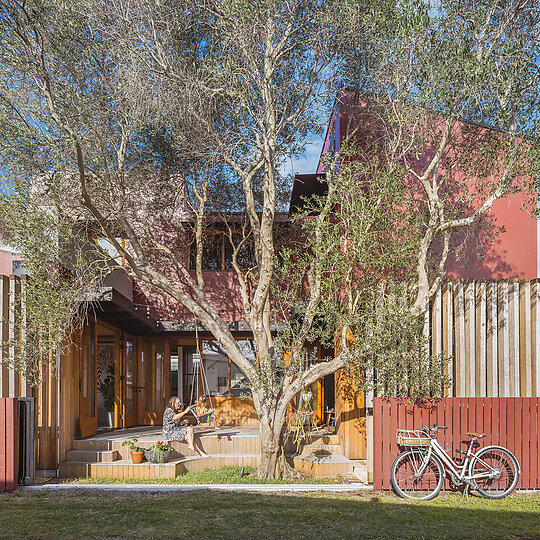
[188,322,216,425]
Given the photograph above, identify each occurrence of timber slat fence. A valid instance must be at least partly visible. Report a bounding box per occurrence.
[373,397,540,490]
[0,398,18,491]
[433,280,540,398]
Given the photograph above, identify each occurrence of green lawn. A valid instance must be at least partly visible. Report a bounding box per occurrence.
[1,489,538,539]
[59,466,343,484]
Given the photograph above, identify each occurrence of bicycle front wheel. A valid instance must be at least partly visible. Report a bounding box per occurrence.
[469,446,520,499]
[391,450,444,501]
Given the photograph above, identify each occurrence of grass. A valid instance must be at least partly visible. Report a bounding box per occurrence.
[1,489,538,539]
[58,465,344,484]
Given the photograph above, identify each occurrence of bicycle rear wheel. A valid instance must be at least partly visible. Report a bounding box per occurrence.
[469,446,520,499]
[391,450,444,501]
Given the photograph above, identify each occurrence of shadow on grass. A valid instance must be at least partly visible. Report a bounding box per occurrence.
[1,489,538,539]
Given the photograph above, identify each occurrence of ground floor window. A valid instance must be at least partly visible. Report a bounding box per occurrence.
[178,338,256,399]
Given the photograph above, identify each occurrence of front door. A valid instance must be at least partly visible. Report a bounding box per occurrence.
[79,321,97,438]
[121,333,138,427]
[138,338,169,425]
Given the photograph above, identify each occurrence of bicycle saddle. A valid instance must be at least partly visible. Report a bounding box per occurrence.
[467,432,485,438]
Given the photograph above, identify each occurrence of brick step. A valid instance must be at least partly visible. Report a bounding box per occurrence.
[65,449,120,463]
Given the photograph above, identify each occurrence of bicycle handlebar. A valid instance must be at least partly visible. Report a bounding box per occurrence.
[422,424,448,432]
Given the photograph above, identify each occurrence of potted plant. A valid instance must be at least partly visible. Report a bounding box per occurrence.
[122,437,144,464]
[98,364,115,427]
[144,441,173,464]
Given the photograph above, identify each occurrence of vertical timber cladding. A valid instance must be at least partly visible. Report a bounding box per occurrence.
[0,275,33,399]
[434,279,540,398]
[0,275,60,470]
[334,327,366,460]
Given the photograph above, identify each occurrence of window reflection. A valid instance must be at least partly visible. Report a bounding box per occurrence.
[202,340,230,396]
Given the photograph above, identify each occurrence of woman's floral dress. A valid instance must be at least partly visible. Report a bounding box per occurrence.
[162,407,187,441]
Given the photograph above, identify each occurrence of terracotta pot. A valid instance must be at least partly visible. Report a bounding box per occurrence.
[130,450,145,464]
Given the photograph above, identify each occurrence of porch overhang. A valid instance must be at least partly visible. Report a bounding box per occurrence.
[86,287,165,335]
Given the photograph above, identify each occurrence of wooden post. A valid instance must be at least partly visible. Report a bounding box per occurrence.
[535,281,540,397]
[477,281,487,397]
[487,281,499,397]
[509,281,521,396]
[498,281,510,397]
[455,281,466,397]
[465,281,476,397]
[521,281,532,397]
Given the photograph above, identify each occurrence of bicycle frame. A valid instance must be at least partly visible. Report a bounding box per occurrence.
[412,435,501,487]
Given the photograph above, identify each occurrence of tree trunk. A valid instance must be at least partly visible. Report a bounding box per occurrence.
[253,417,303,480]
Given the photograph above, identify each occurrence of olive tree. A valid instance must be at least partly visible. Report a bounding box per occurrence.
[1,0,538,479]
[341,0,540,316]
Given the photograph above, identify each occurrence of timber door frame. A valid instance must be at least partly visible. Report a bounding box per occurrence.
[120,332,138,427]
[79,320,98,438]
[137,336,170,425]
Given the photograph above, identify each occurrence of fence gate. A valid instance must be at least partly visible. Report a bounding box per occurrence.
[373,397,540,490]
[0,398,19,492]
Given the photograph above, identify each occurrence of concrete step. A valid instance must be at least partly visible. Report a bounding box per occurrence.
[65,449,120,463]
[351,460,370,484]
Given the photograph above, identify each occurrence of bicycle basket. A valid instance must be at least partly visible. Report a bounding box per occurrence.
[396,429,431,447]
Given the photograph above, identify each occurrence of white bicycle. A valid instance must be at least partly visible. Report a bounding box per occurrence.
[390,425,520,501]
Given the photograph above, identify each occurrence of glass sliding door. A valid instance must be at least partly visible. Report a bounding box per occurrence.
[79,321,97,438]
[122,334,138,427]
[138,338,169,424]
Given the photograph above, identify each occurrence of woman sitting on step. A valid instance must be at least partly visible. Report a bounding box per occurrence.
[162,396,207,457]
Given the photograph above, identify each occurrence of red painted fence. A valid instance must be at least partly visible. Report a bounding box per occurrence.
[373,397,540,490]
[0,398,19,492]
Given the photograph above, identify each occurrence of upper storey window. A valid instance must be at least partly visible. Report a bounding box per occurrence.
[95,237,126,266]
[190,231,256,271]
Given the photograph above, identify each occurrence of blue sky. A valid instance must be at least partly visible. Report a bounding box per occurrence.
[282,138,323,178]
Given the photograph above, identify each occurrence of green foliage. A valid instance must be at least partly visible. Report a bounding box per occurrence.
[121,437,142,452]
[275,143,450,398]
[0,178,105,385]
[149,441,172,452]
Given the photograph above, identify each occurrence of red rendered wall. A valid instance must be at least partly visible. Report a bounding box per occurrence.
[445,194,537,279]
[318,95,538,280]
[135,270,247,322]
[0,398,19,492]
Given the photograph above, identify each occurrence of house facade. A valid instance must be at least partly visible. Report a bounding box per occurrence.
[1,96,539,481]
